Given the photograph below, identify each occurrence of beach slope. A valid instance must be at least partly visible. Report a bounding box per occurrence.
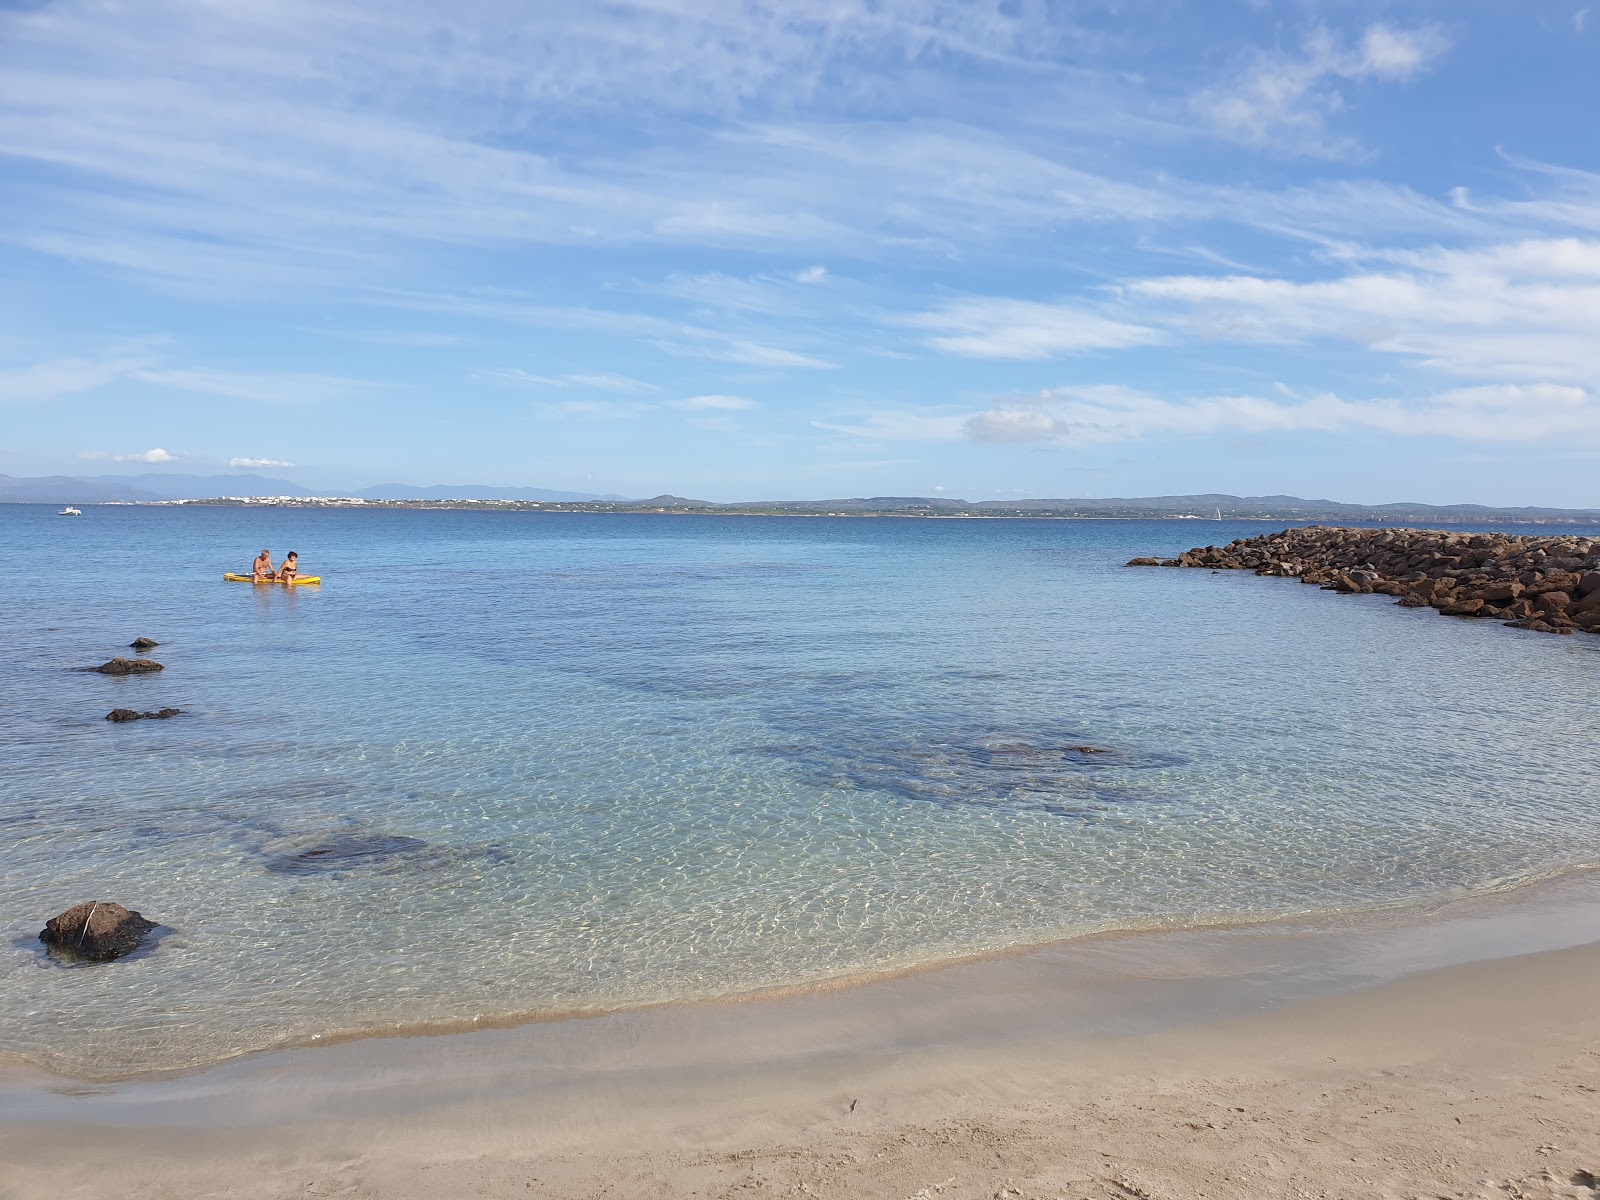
[3,941,1597,1199]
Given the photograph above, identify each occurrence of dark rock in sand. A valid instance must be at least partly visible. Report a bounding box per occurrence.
[39,902,158,962]
[94,657,164,675]
[106,707,181,722]
[263,833,429,875]
[128,637,160,650]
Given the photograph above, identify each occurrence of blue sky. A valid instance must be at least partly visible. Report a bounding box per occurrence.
[2,0,1597,504]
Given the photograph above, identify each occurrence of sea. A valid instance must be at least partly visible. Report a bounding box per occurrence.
[4,503,1599,1078]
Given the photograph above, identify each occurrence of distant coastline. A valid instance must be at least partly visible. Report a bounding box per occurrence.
[9,494,1600,525]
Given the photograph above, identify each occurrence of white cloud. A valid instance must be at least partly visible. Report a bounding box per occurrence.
[1194,23,1449,155]
[80,447,181,463]
[673,394,756,411]
[795,266,827,283]
[905,297,1162,360]
[228,457,295,469]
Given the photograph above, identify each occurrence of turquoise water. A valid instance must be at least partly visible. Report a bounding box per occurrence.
[4,505,1599,1077]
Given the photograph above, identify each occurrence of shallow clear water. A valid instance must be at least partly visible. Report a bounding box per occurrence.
[3,505,1599,1077]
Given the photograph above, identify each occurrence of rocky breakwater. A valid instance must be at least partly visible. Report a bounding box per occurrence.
[1132,527,1600,636]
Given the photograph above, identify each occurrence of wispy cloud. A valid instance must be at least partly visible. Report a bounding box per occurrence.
[1123,237,1600,385]
[1194,23,1450,156]
[79,447,181,463]
[228,456,295,469]
[960,382,1600,446]
[131,368,373,404]
[482,368,659,391]
[0,349,160,404]
[672,394,756,411]
[904,297,1163,360]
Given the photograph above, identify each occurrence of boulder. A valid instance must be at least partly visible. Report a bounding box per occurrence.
[1535,591,1572,614]
[39,902,158,962]
[1577,571,1600,599]
[106,708,181,722]
[1125,557,1163,566]
[1481,581,1523,602]
[128,637,160,650]
[94,657,163,675]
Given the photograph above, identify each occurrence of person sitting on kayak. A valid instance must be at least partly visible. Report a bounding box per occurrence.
[278,551,299,583]
[252,550,276,582]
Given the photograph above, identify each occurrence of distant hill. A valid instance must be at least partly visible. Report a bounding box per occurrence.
[356,483,636,502]
[0,472,313,503]
[705,493,1600,522]
[5,477,1597,523]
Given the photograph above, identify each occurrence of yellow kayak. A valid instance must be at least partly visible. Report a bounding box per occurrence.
[223,573,322,585]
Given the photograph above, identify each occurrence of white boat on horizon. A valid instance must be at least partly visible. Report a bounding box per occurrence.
[58,506,82,516]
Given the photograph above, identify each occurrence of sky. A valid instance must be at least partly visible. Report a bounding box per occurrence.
[2,0,1598,505]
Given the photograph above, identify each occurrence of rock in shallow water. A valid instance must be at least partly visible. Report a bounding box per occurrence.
[106,707,181,722]
[262,834,429,875]
[128,637,160,650]
[94,657,164,675]
[39,902,158,962]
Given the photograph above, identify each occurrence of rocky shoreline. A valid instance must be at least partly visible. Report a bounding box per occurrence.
[1130,526,1600,636]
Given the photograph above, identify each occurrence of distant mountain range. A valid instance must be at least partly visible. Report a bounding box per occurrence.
[3,475,1598,523]
[0,473,630,504]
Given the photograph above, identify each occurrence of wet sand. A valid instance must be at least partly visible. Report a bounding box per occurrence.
[3,875,1599,1199]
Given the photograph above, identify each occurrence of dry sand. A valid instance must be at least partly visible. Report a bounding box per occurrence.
[3,892,1599,1200]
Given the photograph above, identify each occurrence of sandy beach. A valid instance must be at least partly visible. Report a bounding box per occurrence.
[5,877,1599,1200]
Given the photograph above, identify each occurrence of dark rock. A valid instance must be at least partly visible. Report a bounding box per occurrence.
[94,657,164,675]
[1577,571,1600,598]
[1125,557,1162,566]
[1481,581,1523,602]
[1535,591,1572,614]
[263,834,429,875]
[39,902,158,962]
[106,707,181,722]
[129,637,160,650]
[1440,599,1485,617]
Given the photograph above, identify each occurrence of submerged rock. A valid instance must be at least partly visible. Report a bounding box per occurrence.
[39,902,158,962]
[94,657,164,675]
[106,707,181,722]
[263,833,429,875]
[129,637,160,650]
[747,723,1174,818]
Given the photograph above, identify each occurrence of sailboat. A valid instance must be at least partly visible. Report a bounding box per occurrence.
[58,506,82,516]
[1215,507,1223,521]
